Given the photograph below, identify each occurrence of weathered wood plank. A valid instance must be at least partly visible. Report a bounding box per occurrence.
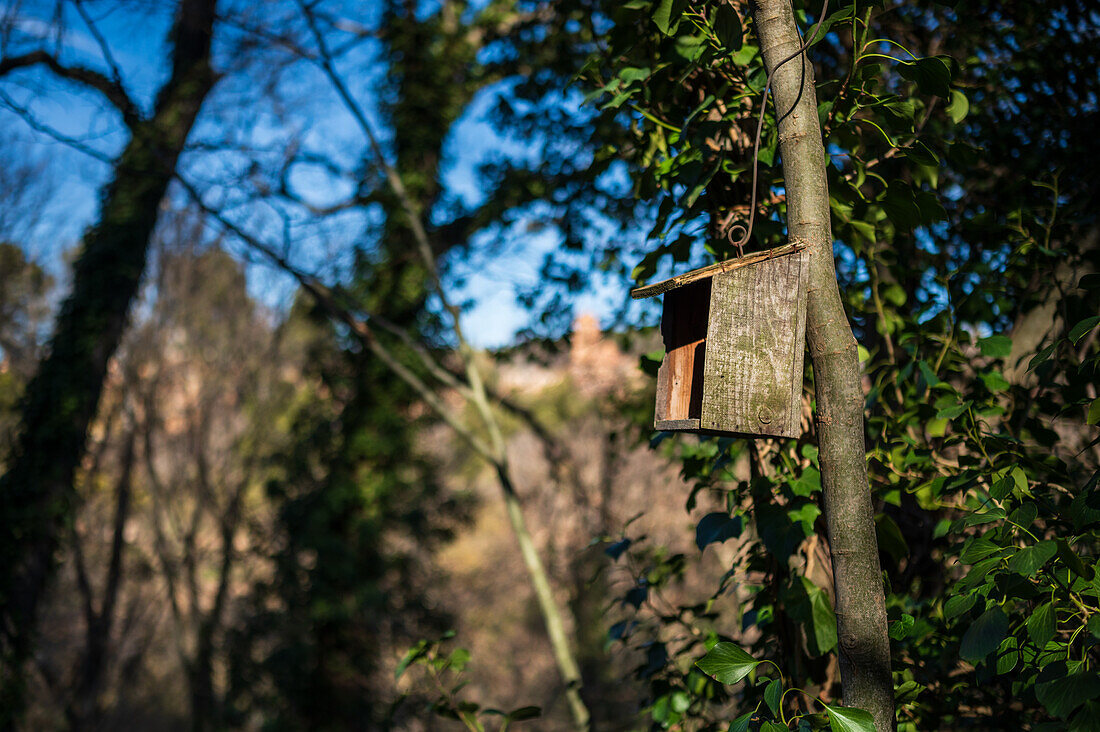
[654,280,710,424]
[699,249,809,438]
[655,418,702,431]
[630,241,808,300]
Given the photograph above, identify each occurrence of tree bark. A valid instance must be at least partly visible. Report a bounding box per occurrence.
[0,0,219,719]
[747,1,894,728]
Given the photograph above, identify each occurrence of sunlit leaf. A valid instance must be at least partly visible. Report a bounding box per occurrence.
[823,703,876,732]
[695,642,759,685]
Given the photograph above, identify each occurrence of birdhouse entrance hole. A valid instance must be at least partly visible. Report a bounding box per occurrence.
[633,242,810,439]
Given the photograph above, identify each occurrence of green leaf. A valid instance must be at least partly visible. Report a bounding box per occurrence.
[1036,672,1100,719]
[1010,466,1032,497]
[995,635,1020,675]
[960,607,1009,662]
[1027,602,1056,647]
[652,0,683,35]
[936,401,972,420]
[805,578,839,654]
[395,639,430,678]
[889,613,915,641]
[447,647,471,672]
[1070,316,1100,345]
[883,282,907,307]
[980,370,1011,392]
[944,593,977,620]
[882,180,923,230]
[960,537,1001,564]
[505,706,541,722]
[947,89,969,123]
[730,710,754,732]
[824,703,877,732]
[1056,539,1094,580]
[696,642,759,685]
[789,467,822,497]
[1007,540,1057,577]
[917,360,940,387]
[979,335,1012,358]
[695,512,743,551]
[1089,398,1100,425]
[1089,614,1100,640]
[904,140,940,167]
[897,57,952,98]
[875,514,909,563]
[618,66,651,84]
[764,678,782,717]
[808,6,854,46]
[711,4,742,51]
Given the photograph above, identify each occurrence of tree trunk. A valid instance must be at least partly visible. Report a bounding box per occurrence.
[747,1,894,728]
[0,0,219,719]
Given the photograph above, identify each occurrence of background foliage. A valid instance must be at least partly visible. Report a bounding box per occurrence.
[0,0,1097,729]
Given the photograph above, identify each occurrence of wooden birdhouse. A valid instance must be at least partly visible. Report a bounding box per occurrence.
[631,243,810,438]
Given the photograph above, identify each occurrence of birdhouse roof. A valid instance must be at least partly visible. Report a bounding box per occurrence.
[630,242,807,300]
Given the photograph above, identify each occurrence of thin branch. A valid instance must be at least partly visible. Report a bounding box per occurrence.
[71,0,126,94]
[0,49,140,125]
[175,173,498,462]
[0,87,114,163]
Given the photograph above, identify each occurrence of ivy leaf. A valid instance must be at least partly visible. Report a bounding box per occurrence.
[695,512,743,552]
[789,466,822,497]
[889,613,916,640]
[711,4,742,51]
[1007,540,1057,577]
[765,678,783,717]
[960,607,1008,662]
[823,703,876,732]
[696,642,759,685]
[806,579,839,655]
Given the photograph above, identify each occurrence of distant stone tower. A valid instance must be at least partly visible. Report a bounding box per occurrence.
[569,314,631,397]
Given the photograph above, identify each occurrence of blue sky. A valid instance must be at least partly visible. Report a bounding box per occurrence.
[1,1,633,349]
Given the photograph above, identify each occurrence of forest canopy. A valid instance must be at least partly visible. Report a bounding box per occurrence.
[0,0,1097,730]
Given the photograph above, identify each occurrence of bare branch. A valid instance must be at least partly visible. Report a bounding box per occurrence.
[71,0,126,93]
[0,49,140,126]
[175,172,499,462]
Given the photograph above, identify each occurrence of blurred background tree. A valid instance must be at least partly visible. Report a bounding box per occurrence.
[0,0,1097,730]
